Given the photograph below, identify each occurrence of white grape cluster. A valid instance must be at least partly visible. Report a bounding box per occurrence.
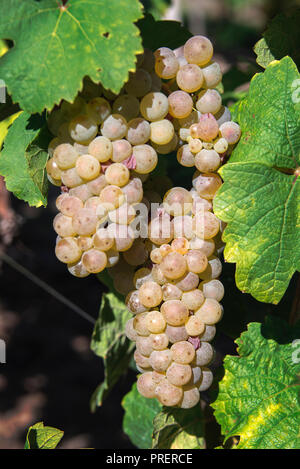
[124,176,224,408]
[45,34,242,407]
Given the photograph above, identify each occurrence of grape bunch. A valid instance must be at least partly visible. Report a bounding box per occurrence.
[45,33,241,407]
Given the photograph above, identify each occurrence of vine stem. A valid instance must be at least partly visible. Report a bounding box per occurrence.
[289,273,300,326]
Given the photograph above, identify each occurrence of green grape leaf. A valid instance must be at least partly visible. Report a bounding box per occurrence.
[152,405,206,449]
[24,422,64,449]
[137,14,192,51]
[0,112,50,207]
[212,319,300,449]
[214,57,300,304]
[122,383,162,449]
[0,0,143,113]
[90,292,134,410]
[254,10,300,69]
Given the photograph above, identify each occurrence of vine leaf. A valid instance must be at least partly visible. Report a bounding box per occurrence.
[24,422,64,449]
[0,0,143,113]
[122,383,162,449]
[214,57,300,304]
[0,111,50,207]
[254,9,300,69]
[212,318,300,449]
[137,13,192,51]
[152,405,205,449]
[90,292,134,410]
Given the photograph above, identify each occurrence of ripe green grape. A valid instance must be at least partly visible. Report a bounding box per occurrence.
[176,64,204,93]
[67,260,90,278]
[162,283,183,301]
[138,280,163,308]
[177,145,195,167]
[150,120,175,145]
[195,298,222,325]
[86,97,111,124]
[122,178,143,205]
[72,208,98,236]
[194,342,214,366]
[53,143,78,170]
[213,137,228,154]
[219,121,241,144]
[149,333,169,350]
[191,113,219,142]
[82,249,107,273]
[185,249,208,274]
[199,279,224,301]
[179,385,200,409]
[198,367,213,391]
[196,89,222,114]
[99,185,125,210]
[149,350,173,372]
[199,325,216,342]
[111,139,132,163]
[140,92,169,122]
[88,136,113,162]
[126,118,151,145]
[146,311,166,334]
[101,114,128,141]
[112,94,140,121]
[192,172,223,199]
[170,341,195,364]
[166,362,192,386]
[168,91,193,119]
[125,318,139,341]
[136,335,153,357]
[185,315,205,336]
[105,163,130,187]
[154,49,179,79]
[69,114,98,143]
[174,271,200,292]
[55,237,82,264]
[163,187,193,217]
[184,35,213,66]
[165,324,189,343]
[202,61,222,88]
[133,267,152,289]
[137,372,157,398]
[155,377,183,406]
[160,252,187,280]
[75,154,101,180]
[181,289,204,311]
[195,149,221,172]
[160,299,189,326]
[132,144,158,174]
[126,290,149,315]
[53,213,76,237]
[199,255,223,280]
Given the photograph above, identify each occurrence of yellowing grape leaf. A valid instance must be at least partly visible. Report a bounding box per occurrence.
[24,422,64,449]
[254,10,300,69]
[122,383,162,449]
[152,406,205,449]
[0,112,51,207]
[214,57,300,304]
[90,292,134,410]
[212,319,300,449]
[0,0,143,113]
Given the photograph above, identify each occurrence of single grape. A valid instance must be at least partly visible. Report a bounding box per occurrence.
[213,137,228,154]
[194,342,214,366]
[199,255,222,280]
[202,61,222,88]
[149,333,169,351]
[122,178,143,205]
[199,279,224,301]
[170,341,195,364]
[99,185,125,210]
[134,350,150,369]
[155,49,179,79]
[138,280,163,308]
[188,138,203,154]
[133,267,152,289]
[148,215,174,245]
[69,114,98,143]
[150,120,175,145]
[192,211,220,240]
[46,158,62,181]
[140,92,169,122]
[151,264,168,286]
[125,318,139,341]
[160,299,189,326]
[219,121,241,144]
[124,69,152,97]
[185,249,208,274]
[126,118,151,146]
[191,113,219,142]
[60,196,83,217]
[75,154,100,180]
[196,89,222,115]
[137,372,157,399]
[112,94,140,121]
[106,249,120,268]
[179,385,200,409]
[195,149,221,172]
[77,236,93,252]
[149,350,173,372]
[155,378,183,406]
[105,163,130,187]
[197,367,213,391]
[107,223,134,251]
[193,172,222,199]
[82,249,107,273]
[53,143,78,170]
[72,208,98,236]
[53,213,76,237]
[199,324,216,342]
[67,260,90,278]
[171,237,189,255]
[174,271,200,292]
[184,35,213,66]
[126,290,149,315]
[133,312,151,336]
[146,311,166,334]
[177,145,195,167]
[69,184,93,202]
[132,144,158,174]
[86,97,111,124]
[166,362,192,386]
[162,283,183,301]
[93,228,114,251]
[185,315,205,336]
[163,187,193,217]
[176,64,204,93]
[101,114,128,141]
[61,168,84,188]
[168,91,193,119]
[181,289,204,311]
[136,335,154,357]
[160,252,187,280]
[165,324,189,344]
[88,136,112,162]
[55,237,82,264]
[189,236,215,257]
[195,298,222,325]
